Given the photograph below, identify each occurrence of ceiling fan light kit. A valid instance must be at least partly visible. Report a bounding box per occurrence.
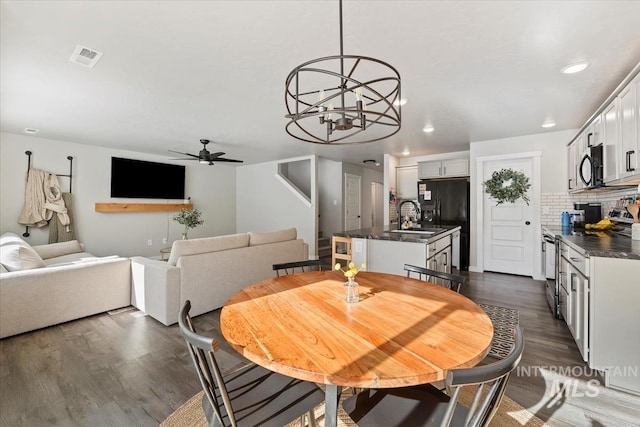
[284,0,401,144]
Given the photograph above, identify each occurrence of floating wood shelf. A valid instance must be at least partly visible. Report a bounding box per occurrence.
[95,203,193,213]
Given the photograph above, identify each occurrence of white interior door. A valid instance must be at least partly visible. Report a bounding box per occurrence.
[345,173,361,230]
[483,157,535,276]
[371,182,384,226]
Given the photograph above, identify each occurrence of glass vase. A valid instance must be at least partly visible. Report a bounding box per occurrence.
[344,277,359,303]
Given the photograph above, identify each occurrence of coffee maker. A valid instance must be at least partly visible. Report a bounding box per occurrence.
[574,203,602,226]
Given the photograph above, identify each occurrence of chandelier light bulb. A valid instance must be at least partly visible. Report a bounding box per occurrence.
[354,87,362,102]
[326,103,334,120]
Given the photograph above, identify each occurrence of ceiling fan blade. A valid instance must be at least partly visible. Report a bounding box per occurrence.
[169,157,199,161]
[168,150,200,159]
[214,157,244,163]
[207,151,226,160]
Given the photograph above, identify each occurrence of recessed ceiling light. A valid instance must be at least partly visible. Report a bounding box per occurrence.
[402,149,410,156]
[23,128,39,135]
[561,62,589,74]
[542,122,556,128]
[393,98,408,106]
[422,126,435,133]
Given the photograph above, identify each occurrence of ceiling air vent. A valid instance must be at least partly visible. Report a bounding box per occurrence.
[69,45,103,68]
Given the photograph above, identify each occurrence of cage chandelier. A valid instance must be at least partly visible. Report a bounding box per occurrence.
[285,0,401,144]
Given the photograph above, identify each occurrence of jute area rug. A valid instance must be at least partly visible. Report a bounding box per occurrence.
[161,386,549,427]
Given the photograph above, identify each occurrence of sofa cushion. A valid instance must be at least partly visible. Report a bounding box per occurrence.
[168,233,250,266]
[32,240,84,260]
[44,252,99,267]
[0,232,46,271]
[249,228,297,246]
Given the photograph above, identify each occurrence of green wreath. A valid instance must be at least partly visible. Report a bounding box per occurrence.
[483,168,531,205]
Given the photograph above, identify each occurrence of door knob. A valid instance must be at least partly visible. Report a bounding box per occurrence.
[525,221,531,225]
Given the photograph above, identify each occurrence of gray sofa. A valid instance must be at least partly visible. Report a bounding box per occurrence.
[0,232,131,339]
[130,228,309,326]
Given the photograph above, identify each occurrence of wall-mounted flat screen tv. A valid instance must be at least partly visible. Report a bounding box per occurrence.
[110,157,186,199]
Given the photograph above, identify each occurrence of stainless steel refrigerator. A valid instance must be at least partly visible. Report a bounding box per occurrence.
[417,178,470,270]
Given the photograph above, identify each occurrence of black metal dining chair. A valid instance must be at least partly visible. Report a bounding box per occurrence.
[272,259,323,277]
[178,300,323,427]
[404,264,466,293]
[341,326,525,427]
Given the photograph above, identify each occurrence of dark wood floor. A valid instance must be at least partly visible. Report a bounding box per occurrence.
[1,271,639,426]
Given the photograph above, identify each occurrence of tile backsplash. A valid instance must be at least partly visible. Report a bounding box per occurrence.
[541,187,639,226]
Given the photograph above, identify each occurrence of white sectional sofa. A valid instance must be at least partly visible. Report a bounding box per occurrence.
[0,232,131,339]
[130,228,309,326]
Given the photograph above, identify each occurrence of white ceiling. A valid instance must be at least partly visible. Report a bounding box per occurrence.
[2,1,640,168]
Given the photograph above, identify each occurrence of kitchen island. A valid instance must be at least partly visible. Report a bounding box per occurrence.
[333,224,461,276]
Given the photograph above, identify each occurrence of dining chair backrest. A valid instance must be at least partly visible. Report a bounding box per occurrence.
[272,259,323,277]
[404,264,465,293]
[178,300,323,427]
[442,325,525,426]
[178,300,234,426]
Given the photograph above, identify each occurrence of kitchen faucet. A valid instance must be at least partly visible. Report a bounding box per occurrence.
[397,200,421,229]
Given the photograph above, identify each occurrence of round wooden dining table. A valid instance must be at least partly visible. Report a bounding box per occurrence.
[220,270,493,427]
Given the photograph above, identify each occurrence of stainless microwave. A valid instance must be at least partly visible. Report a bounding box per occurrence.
[579,144,604,188]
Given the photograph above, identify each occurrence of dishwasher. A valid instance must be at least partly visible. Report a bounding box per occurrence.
[542,229,559,318]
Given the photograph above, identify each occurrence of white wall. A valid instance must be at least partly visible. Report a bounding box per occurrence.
[318,157,343,237]
[236,155,317,259]
[468,129,575,269]
[0,132,237,257]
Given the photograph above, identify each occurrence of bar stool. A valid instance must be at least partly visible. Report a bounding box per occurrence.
[331,236,352,267]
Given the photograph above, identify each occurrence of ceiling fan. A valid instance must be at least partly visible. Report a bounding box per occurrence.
[169,139,244,165]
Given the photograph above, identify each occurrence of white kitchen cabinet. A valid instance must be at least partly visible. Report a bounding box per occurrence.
[418,158,469,179]
[618,73,639,180]
[567,67,640,187]
[558,241,572,330]
[567,247,589,361]
[396,166,418,199]
[586,115,602,149]
[590,257,640,396]
[567,140,579,191]
[602,99,620,183]
[451,229,461,270]
[426,234,452,276]
[560,243,589,362]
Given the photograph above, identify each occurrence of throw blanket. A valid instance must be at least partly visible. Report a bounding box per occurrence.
[49,193,76,243]
[18,169,48,227]
[18,168,70,230]
[42,173,70,230]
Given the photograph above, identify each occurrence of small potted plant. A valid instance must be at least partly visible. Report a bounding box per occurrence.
[335,261,366,303]
[172,208,204,239]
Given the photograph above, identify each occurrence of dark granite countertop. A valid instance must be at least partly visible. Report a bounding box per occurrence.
[333,224,461,244]
[543,225,640,260]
